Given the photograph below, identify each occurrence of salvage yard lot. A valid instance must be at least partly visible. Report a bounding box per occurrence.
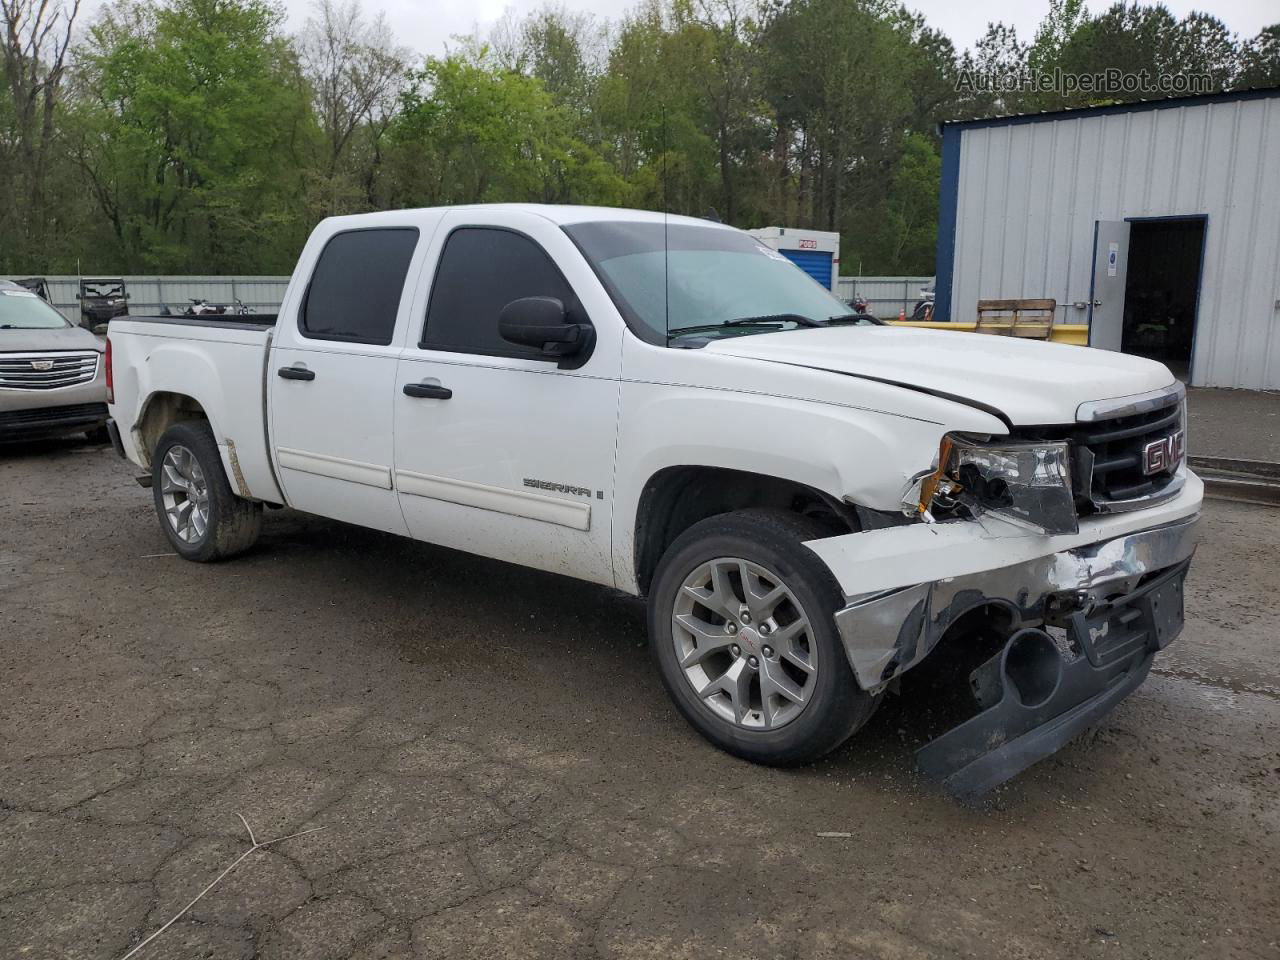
[2,439,1277,960]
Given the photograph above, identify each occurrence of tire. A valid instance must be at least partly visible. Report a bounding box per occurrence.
[648,508,879,766]
[151,420,261,562]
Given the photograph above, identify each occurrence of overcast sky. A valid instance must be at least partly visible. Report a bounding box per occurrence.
[78,0,1277,58]
[306,0,1275,57]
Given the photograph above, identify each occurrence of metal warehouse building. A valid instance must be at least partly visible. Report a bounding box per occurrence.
[934,87,1280,389]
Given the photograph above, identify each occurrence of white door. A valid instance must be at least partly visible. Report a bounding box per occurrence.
[392,213,622,586]
[270,226,421,535]
[1088,220,1131,351]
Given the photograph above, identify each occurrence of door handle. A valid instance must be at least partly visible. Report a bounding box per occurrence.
[278,365,315,381]
[1092,300,1102,307]
[403,382,452,399]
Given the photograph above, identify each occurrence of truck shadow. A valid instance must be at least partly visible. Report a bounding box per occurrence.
[249,512,947,788]
[246,508,939,794]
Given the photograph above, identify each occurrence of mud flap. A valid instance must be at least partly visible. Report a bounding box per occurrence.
[916,561,1189,800]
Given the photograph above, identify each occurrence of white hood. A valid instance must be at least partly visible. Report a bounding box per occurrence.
[705,325,1176,425]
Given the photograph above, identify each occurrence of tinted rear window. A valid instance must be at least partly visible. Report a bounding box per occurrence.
[301,228,419,345]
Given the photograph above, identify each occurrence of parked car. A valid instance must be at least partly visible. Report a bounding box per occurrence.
[0,280,109,441]
[105,205,1200,797]
[15,276,52,302]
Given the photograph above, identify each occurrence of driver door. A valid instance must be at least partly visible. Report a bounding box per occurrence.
[392,210,622,586]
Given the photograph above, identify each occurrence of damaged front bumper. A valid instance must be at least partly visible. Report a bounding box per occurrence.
[914,557,1189,798]
[805,470,1202,796]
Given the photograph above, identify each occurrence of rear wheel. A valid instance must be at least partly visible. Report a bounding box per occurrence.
[152,420,261,562]
[648,509,878,765]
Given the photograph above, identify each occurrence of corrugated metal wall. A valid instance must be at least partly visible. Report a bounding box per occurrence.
[1,275,290,325]
[836,276,934,318]
[947,94,1280,389]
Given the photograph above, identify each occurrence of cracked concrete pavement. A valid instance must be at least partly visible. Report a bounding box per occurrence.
[1,438,1278,959]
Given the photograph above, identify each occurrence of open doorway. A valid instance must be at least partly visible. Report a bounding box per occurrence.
[1121,217,1206,380]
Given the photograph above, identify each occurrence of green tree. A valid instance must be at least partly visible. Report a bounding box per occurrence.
[1025,0,1089,109]
[595,2,720,215]
[760,0,919,252]
[1056,4,1239,106]
[0,0,82,271]
[297,0,410,216]
[1238,25,1280,87]
[866,132,940,274]
[71,0,315,272]
[388,52,625,208]
[956,22,1029,116]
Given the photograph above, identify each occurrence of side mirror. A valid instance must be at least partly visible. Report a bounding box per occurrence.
[92,323,110,335]
[498,297,592,364]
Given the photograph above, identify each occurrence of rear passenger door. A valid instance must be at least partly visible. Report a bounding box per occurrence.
[392,210,622,585]
[270,225,423,534]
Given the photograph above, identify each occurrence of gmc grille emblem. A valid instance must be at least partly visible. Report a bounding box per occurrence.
[1142,430,1185,476]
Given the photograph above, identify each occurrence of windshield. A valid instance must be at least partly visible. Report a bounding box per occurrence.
[0,289,70,329]
[565,221,866,344]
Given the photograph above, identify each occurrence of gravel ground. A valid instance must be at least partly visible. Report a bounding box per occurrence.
[1,438,1277,960]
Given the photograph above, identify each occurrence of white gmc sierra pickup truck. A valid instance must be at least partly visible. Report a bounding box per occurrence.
[107,205,1201,797]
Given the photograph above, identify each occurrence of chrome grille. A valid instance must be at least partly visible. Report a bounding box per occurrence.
[1076,403,1184,506]
[1010,384,1186,515]
[0,352,99,390]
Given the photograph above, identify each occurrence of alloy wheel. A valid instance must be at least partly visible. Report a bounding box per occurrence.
[671,556,817,729]
[159,443,210,543]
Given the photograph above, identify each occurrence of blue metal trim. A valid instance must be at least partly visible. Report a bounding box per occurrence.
[940,85,1280,134]
[934,124,961,323]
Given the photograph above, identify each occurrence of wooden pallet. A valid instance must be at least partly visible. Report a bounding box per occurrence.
[973,298,1056,339]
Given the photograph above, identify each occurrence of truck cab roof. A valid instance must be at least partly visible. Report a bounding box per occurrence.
[318,203,734,232]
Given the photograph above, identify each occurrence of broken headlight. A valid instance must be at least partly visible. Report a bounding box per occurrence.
[908,435,1078,535]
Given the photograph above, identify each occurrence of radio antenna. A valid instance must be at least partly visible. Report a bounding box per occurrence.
[662,100,670,343]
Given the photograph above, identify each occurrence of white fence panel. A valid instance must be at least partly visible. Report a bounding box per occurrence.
[2,275,291,324]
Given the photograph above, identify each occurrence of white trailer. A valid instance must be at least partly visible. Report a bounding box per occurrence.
[747,227,841,292]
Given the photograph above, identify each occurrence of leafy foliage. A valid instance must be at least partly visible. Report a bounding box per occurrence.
[1,0,1276,276]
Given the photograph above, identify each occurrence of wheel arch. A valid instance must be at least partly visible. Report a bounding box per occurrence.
[630,465,860,598]
[135,390,214,470]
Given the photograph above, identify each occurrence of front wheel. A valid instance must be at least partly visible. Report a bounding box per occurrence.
[648,509,878,766]
[152,420,262,562]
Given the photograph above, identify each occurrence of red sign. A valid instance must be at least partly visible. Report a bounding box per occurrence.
[797,238,818,249]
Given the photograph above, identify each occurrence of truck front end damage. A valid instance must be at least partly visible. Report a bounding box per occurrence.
[805,405,1202,798]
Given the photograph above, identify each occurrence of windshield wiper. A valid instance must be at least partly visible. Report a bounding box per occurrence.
[668,313,826,338]
[825,313,882,326]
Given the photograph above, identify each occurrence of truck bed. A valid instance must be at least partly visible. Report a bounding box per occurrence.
[122,314,278,330]
[108,316,283,504]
